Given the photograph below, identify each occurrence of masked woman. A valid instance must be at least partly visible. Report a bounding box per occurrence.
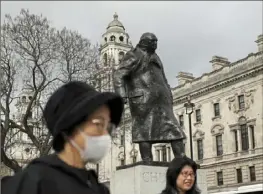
[161,156,201,194]
[2,81,124,194]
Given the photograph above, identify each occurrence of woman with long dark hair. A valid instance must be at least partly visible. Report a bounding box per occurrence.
[161,156,201,194]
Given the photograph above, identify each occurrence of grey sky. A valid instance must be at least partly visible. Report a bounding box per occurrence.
[1,1,262,87]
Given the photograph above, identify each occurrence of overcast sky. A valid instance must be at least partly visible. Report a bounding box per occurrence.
[1,1,262,87]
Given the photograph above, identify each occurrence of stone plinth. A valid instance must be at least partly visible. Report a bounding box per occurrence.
[110,161,208,194]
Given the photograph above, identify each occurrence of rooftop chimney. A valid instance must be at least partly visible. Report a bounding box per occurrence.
[176,72,195,85]
[209,56,230,71]
[255,34,263,52]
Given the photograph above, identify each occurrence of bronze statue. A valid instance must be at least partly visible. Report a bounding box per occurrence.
[113,32,186,162]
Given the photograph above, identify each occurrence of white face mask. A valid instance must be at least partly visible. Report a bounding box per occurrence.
[70,132,111,164]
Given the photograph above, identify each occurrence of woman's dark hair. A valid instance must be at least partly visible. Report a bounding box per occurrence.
[161,155,200,194]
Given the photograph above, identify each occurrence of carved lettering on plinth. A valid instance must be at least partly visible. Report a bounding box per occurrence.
[142,172,166,183]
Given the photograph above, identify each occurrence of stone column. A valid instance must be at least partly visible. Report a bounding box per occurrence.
[155,148,162,161]
[247,126,252,150]
[231,131,236,152]
[237,129,242,152]
[159,149,163,161]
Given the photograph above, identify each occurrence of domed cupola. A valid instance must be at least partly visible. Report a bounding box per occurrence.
[106,13,125,33]
[100,13,133,66]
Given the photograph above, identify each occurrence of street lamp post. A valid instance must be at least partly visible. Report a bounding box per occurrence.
[122,111,126,165]
[184,96,195,160]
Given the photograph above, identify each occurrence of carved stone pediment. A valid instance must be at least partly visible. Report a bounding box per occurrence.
[194,121,203,127]
[195,104,202,109]
[193,129,205,141]
[211,124,224,135]
[212,116,222,122]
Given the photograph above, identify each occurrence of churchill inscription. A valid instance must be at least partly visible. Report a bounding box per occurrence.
[142,172,166,183]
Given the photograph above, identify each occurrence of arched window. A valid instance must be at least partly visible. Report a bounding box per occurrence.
[118,51,125,63]
[110,35,116,41]
[211,124,224,156]
[119,36,124,42]
[103,53,108,66]
[104,37,107,42]
[193,129,205,160]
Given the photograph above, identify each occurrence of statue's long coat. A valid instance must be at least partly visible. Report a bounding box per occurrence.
[113,46,186,143]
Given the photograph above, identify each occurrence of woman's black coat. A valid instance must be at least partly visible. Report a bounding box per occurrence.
[1,154,109,194]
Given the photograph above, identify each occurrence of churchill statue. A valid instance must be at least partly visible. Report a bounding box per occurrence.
[113,32,186,162]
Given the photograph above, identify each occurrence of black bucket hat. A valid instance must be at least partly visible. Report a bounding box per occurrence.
[43,81,124,151]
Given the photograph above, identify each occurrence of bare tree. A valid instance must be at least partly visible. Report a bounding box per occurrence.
[57,27,100,84]
[0,9,59,173]
[56,27,116,93]
[0,9,118,175]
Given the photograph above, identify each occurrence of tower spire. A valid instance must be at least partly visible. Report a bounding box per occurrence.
[113,12,118,20]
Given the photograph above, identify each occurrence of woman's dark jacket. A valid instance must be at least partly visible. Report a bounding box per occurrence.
[1,154,109,194]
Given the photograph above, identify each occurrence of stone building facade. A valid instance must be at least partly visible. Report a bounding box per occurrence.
[169,35,263,193]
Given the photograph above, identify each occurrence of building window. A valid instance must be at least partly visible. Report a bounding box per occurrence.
[120,159,125,166]
[240,124,249,151]
[110,35,116,41]
[167,147,171,162]
[216,135,223,156]
[103,53,108,65]
[250,126,255,149]
[132,156,137,164]
[119,36,124,42]
[119,51,125,63]
[120,135,125,146]
[214,103,220,117]
[162,146,167,162]
[179,115,184,127]
[236,168,243,183]
[234,130,238,152]
[197,139,203,160]
[195,109,201,122]
[238,95,245,109]
[249,166,256,181]
[217,171,223,186]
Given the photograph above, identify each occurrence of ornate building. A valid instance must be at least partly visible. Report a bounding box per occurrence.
[93,13,135,186]
[97,14,263,193]
[1,87,43,177]
[170,34,263,193]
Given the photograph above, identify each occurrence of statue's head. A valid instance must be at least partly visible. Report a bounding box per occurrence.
[138,32,158,53]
